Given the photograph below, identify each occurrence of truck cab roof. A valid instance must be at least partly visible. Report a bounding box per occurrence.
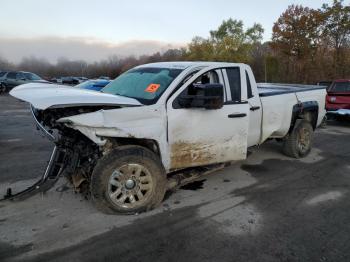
[135,61,245,70]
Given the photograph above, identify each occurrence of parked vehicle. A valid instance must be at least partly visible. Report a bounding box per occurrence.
[76,77,89,83]
[326,79,350,119]
[76,79,111,91]
[99,76,110,80]
[0,71,8,78]
[62,76,80,85]
[0,71,7,93]
[50,77,63,84]
[8,62,327,214]
[317,81,332,89]
[0,71,48,92]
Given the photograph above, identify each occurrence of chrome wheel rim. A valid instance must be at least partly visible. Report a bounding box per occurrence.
[107,163,153,209]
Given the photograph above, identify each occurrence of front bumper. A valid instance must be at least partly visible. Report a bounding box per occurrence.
[1,146,66,201]
[30,104,56,141]
[327,109,350,116]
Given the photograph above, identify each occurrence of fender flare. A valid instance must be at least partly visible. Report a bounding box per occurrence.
[289,101,319,132]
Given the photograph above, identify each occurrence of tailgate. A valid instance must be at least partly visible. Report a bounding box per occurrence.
[327,93,350,105]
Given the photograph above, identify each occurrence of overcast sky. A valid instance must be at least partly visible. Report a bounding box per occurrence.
[0,0,343,63]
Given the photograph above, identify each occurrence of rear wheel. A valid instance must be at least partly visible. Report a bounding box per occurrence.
[91,145,167,214]
[283,120,313,158]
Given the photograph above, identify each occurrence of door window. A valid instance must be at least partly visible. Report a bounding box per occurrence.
[226,68,241,102]
[7,72,17,79]
[16,73,25,80]
[246,71,253,99]
[173,69,222,109]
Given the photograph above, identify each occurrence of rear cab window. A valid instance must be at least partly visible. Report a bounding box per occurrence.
[330,82,350,93]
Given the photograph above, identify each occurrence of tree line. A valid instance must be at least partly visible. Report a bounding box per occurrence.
[0,0,349,84]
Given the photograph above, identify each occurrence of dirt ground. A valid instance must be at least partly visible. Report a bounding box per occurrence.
[0,94,350,262]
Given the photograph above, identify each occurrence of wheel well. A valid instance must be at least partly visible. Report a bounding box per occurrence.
[105,137,161,159]
[290,101,319,132]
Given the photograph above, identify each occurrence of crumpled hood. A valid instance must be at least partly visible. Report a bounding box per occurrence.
[9,83,142,110]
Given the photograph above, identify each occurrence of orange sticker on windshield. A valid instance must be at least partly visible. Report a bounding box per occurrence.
[145,83,160,93]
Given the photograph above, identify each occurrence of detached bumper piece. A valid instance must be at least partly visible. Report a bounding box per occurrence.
[1,146,66,201]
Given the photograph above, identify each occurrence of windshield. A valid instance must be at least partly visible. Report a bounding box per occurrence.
[24,73,41,80]
[330,82,350,93]
[101,67,183,104]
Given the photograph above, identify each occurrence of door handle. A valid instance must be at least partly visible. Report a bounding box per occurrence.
[228,113,247,118]
[250,106,260,111]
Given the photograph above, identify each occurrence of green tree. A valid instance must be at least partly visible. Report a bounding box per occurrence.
[321,0,350,77]
[271,5,323,82]
[185,19,264,63]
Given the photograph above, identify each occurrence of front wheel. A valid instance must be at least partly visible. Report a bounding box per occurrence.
[91,145,167,214]
[283,120,314,158]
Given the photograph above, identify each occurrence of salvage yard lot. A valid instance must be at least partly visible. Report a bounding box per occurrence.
[1,94,350,262]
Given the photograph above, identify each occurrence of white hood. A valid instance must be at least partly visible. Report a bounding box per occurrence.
[9,83,142,110]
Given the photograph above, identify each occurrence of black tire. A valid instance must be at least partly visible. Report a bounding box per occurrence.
[91,145,167,214]
[283,120,314,158]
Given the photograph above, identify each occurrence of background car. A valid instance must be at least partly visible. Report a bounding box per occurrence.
[61,76,80,85]
[75,79,111,91]
[326,79,350,119]
[76,77,88,83]
[50,77,63,84]
[0,71,48,92]
[0,71,8,78]
[98,76,110,80]
[316,81,333,90]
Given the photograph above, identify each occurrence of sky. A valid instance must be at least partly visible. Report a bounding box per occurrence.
[0,0,344,63]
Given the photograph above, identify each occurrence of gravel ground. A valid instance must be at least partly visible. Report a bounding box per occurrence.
[0,94,349,262]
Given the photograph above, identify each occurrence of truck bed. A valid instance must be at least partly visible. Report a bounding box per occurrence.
[257,83,327,143]
[257,83,326,97]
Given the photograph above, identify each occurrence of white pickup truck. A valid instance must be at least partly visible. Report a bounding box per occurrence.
[8,62,326,214]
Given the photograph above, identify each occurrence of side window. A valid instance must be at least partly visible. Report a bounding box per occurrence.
[179,69,201,86]
[166,68,202,103]
[187,70,220,96]
[7,72,17,79]
[193,70,219,85]
[226,68,241,102]
[173,69,223,109]
[246,71,253,99]
[16,73,25,80]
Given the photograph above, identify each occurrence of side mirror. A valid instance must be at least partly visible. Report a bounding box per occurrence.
[178,83,224,110]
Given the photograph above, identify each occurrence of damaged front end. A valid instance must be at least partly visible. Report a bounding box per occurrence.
[1,104,106,201]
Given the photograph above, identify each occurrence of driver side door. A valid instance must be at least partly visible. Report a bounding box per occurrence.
[166,66,249,170]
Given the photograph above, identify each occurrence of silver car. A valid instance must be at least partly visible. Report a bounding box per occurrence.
[0,71,48,92]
